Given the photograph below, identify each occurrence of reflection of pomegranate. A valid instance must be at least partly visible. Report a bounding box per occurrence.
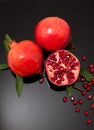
[45,49,80,86]
[7,40,44,77]
[34,16,71,51]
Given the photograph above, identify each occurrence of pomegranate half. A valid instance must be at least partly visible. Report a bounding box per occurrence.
[45,49,80,86]
[7,40,44,77]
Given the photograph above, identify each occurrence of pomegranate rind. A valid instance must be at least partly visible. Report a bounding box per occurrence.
[46,49,80,86]
[34,16,71,51]
[8,40,44,77]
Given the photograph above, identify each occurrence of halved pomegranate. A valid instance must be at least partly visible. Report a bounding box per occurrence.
[45,49,80,86]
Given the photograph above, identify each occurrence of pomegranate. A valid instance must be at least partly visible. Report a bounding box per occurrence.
[34,16,71,51]
[45,49,80,86]
[7,40,44,77]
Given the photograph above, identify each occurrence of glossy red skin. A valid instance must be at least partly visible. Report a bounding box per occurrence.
[34,17,71,51]
[8,40,44,77]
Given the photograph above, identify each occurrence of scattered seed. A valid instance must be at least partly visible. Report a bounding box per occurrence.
[91,103,94,109]
[81,56,87,61]
[86,119,92,124]
[81,91,86,96]
[78,99,83,105]
[87,94,93,100]
[84,110,89,116]
[39,78,44,83]
[75,107,80,113]
[70,96,75,102]
[63,97,67,103]
[73,101,78,105]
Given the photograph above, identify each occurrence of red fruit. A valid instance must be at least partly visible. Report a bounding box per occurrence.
[70,96,75,102]
[87,94,92,100]
[81,56,87,61]
[91,103,94,109]
[8,40,44,77]
[73,101,78,105]
[34,16,71,51]
[91,78,94,84]
[86,119,92,124]
[63,97,67,102]
[45,49,80,86]
[78,99,83,105]
[81,91,86,96]
[75,107,80,113]
[84,110,89,116]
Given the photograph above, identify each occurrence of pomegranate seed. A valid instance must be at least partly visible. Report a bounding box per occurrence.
[84,110,89,116]
[81,91,86,96]
[86,87,91,92]
[90,68,94,73]
[75,107,80,113]
[80,77,86,82]
[63,97,67,103]
[88,64,94,69]
[86,119,92,124]
[81,56,86,61]
[91,78,94,84]
[70,96,75,102]
[78,99,83,105]
[72,45,75,51]
[83,84,87,89]
[73,101,78,105]
[87,94,92,100]
[91,103,94,109]
[39,78,44,83]
[87,82,92,87]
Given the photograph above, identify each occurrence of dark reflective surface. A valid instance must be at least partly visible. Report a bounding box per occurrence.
[0,0,94,130]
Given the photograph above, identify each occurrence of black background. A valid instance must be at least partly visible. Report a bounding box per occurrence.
[0,0,94,130]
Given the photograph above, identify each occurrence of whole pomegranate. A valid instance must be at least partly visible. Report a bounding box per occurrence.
[34,16,71,51]
[45,49,80,86]
[7,40,44,77]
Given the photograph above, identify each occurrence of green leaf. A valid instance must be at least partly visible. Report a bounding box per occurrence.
[80,68,94,82]
[4,40,10,54]
[66,85,73,97]
[0,64,9,70]
[5,34,12,42]
[16,75,23,97]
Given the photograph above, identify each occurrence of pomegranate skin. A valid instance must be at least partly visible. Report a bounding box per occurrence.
[34,16,71,51]
[7,40,44,77]
[45,49,80,86]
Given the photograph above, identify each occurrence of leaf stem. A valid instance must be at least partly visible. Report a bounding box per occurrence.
[73,86,82,92]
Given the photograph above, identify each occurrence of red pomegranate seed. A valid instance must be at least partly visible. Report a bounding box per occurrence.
[83,84,87,89]
[80,77,86,82]
[86,87,91,92]
[39,78,44,83]
[72,45,75,51]
[81,56,86,61]
[75,107,80,113]
[91,103,94,109]
[90,68,94,73]
[70,96,75,102]
[73,101,78,105]
[81,91,86,96]
[78,99,83,105]
[87,82,92,87]
[86,119,92,124]
[63,97,67,103]
[87,94,92,100]
[91,78,94,84]
[84,110,89,116]
[88,64,94,69]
